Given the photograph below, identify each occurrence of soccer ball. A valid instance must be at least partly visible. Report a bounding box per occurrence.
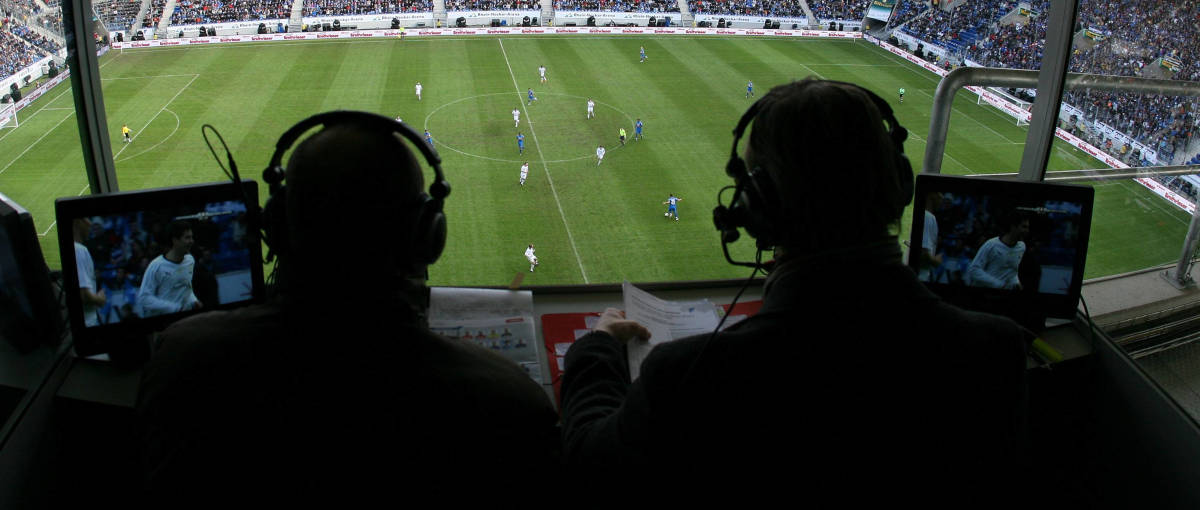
[665,212,670,217]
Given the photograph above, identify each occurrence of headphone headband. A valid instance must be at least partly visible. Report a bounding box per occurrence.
[265,111,449,200]
[261,110,451,271]
[715,80,913,265]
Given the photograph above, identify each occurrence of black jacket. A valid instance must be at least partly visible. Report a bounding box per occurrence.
[561,260,1028,500]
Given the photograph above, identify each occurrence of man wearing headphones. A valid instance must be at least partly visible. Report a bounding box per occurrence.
[558,79,1028,500]
[138,113,560,500]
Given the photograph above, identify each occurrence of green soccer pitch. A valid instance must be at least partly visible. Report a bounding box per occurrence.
[0,35,1190,286]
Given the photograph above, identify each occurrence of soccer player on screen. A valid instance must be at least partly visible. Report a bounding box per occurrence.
[663,194,682,221]
[517,132,525,154]
[415,81,423,101]
[525,244,539,272]
[136,220,201,318]
[966,213,1029,290]
[917,192,943,282]
[73,217,105,326]
[538,64,547,83]
[512,107,521,128]
[520,162,529,186]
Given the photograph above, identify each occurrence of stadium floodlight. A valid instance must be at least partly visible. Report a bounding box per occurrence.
[0,102,18,130]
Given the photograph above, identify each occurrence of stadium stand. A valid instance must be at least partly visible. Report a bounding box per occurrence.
[94,0,144,31]
[172,0,294,24]
[686,0,800,17]
[951,0,1199,164]
[301,0,434,16]
[446,0,540,10]
[807,0,866,21]
[144,0,167,27]
[900,0,1010,53]
[887,0,925,28]
[10,23,60,53]
[0,29,43,82]
[552,0,676,11]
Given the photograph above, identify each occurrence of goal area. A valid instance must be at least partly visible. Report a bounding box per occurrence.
[0,102,17,130]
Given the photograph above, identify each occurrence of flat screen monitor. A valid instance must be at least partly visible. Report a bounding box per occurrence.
[56,181,264,357]
[0,191,60,353]
[907,174,1095,321]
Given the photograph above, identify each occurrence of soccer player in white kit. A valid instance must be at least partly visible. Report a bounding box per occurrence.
[73,217,105,326]
[596,145,606,165]
[415,81,423,101]
[539,64,547,83]
[525,244,539,272]
[966,214,1029,290]
[586,99,595,119]
[520,162,529,185]
[513,108,521,128]
[136,221,202,318]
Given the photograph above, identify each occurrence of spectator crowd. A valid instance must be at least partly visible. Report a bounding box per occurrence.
[171,0,293,24]
[687,0,802,17]
[808,0,865,21]
[553,0,675,11]
[946,0,1199,165]
[0,29,41,82]
[447,0,540,11]
[303,0,433,15]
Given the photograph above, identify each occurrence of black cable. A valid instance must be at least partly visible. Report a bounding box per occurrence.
[681,249,762,383]
[1079,294,1098,350]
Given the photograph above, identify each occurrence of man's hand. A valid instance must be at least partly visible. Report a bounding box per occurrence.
[595,308,651,344]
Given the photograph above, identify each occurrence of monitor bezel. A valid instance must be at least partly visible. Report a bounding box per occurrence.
[55,180,264,357]
[0,191,61,353]
[906,174,1095,320]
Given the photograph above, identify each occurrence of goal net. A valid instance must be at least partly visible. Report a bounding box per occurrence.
[0,102,17,130]
[980,87,1032,126]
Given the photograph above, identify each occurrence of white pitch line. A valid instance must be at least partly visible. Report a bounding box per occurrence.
[113,74,198,159]
[0,53,122,144]
[0,109,75,176]
[498,38,589,283]
[916,87,1019,143]
[101,74,203,80]
[38,184,90,237]
[908,131,975,174]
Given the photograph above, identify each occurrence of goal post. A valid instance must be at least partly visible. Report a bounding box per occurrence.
[979,86,1032,126]
[0,102,17,130]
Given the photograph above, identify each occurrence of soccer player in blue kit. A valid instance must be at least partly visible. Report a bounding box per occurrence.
[640,46,647,63]
[527,88,537,105]
[634,119,643,141]
[663,194,682,221]
[747,80,755,98]
[517,132,525,154]
[424,129,433,146]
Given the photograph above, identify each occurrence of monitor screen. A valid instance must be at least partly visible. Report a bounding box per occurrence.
[907,174,1095,321]
[56,181,264,357]
[0,191,59,353]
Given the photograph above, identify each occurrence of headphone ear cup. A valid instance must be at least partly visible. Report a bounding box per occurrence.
[409,194,447,266]
[262,184,288,260]
[740,166,779,248]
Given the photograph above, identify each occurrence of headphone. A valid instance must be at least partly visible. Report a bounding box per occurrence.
[261,111,451,268]
[712,80,914,266]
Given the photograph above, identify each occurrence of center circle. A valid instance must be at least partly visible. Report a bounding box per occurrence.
[424,92,637,164]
